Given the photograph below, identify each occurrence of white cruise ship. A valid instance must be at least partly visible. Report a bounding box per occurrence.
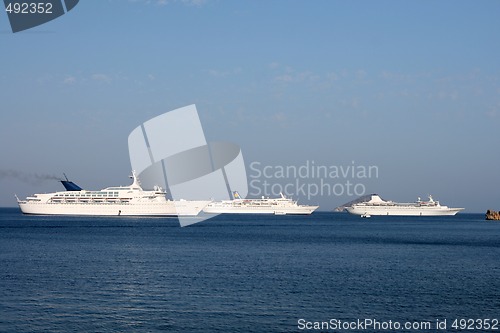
[203,192,319,215]
[16,171,211,216]
[345,194,464,216]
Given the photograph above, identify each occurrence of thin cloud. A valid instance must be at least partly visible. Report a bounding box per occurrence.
[91,73,112,84]
[63,76,76,85]
[181,0,207,6]
[129,0,208,6]
[268,62,280,69]
[273,112,287,122]
[274,70,319,84]
[207,68,242,78]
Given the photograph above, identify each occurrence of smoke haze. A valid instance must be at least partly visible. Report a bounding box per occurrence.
[0,170,61,186]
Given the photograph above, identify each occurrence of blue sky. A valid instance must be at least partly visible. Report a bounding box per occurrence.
[1,0,499,212]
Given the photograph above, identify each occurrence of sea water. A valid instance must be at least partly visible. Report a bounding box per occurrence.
[0,208,499,332]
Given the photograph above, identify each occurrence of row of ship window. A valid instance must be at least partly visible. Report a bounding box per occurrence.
[55,192,120,197]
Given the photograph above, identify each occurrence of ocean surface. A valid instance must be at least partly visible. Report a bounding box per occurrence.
[1,208,499,332]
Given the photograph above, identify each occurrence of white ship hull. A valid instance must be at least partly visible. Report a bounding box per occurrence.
[204,192,318,215]
[203,205,318,215]
[345,194,463,216]
[17,171,211,217]
[18,200,211,216]
[346,206,463,216]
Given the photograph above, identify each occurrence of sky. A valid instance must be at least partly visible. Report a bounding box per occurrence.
[1,0,499,212]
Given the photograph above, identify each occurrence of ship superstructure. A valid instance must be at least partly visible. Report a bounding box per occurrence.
[203,192,318,215]
[345,194,463,216]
